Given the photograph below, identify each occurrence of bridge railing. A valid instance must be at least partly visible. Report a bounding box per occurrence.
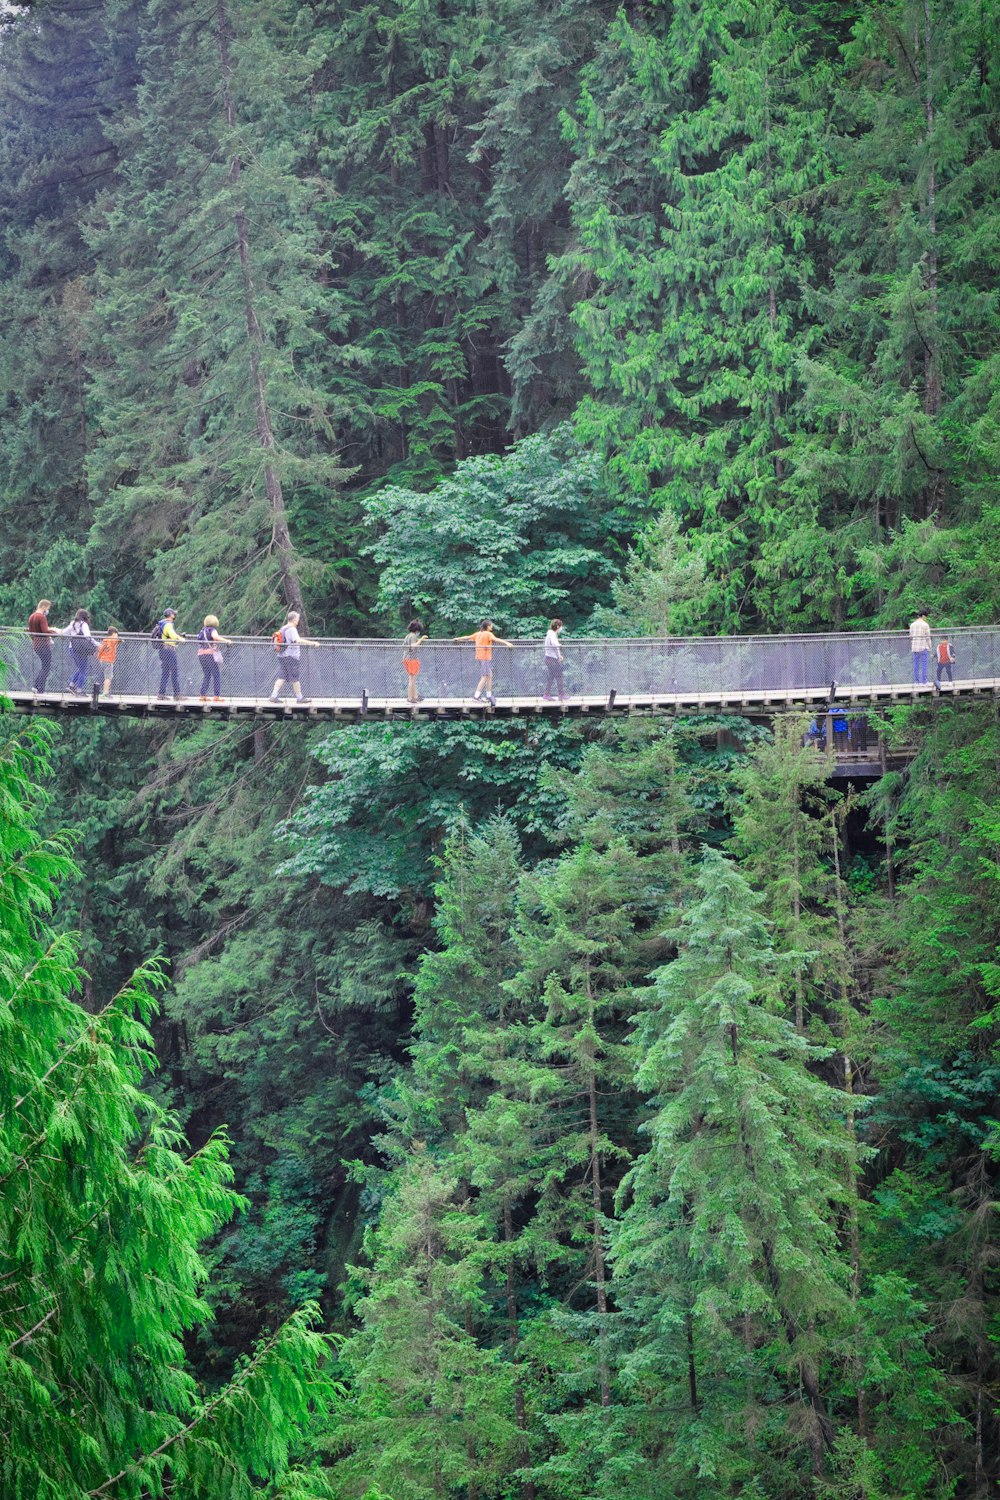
[1,625,997,705]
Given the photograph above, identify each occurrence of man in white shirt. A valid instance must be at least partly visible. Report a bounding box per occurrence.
[909,611,932,685]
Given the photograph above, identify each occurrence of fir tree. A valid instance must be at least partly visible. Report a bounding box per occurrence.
[613,850,853,1489]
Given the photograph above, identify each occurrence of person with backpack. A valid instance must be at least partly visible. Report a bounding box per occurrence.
[453,618,513,706]
[96,627,120,695]
[27,599,68,693]
[402,619,427,704]
[153,608,185,700]
[935,635,956,688]
[197,615,233,700]
[268,610,316,703]
[67,608,98,694]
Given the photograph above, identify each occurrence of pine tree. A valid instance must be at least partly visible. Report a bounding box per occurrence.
[565,0,832,628]
[327,1146,520,1500]
[732,715,847,1034]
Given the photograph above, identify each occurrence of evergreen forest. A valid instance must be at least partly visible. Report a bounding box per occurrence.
[1,0,1000,1494]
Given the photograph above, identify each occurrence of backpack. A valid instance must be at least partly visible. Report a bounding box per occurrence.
[70,621,98,656]
[937,641,953,664]
[273,627,287,655]
[151,619,166,645]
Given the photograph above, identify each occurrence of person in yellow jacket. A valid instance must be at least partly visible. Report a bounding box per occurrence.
[156,608,185,700]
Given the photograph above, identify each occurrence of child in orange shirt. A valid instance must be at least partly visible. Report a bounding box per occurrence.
[97,627,120,695]
[453,618,512,706]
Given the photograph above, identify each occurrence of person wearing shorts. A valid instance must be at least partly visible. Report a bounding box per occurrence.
[403,619,427,703]
[97,627,119,695]
[269,610,317,702]
[453,618,513,706]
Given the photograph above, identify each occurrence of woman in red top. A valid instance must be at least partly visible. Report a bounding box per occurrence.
[26,598,68,694]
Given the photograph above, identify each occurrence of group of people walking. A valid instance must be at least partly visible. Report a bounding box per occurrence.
[21,599,965,706]
[908,612,957,686]
[25,602,320,704]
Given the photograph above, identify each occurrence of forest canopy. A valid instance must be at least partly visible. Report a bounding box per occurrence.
[1,0,999,1495]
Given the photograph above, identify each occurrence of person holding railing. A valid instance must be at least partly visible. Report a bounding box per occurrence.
[453,619,513,707]
[909,611,932,684]
[269,610,317,703]
[67,609,98,694]
[155,608,185,700]
[197,615,233,701]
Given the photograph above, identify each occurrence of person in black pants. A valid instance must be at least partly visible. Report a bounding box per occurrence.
[27,598,63,692]
[156,609,184,699]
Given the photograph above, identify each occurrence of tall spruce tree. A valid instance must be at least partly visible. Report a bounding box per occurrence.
[613,850,853,1490]
[565,0,832,627]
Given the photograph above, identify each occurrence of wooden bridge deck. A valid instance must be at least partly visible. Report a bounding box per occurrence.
[3,676,997,723]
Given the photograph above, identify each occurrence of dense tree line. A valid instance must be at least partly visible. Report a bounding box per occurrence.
[1,0,999,1494]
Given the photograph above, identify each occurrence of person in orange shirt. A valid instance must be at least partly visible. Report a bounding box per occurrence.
[96,627,120,695]
[453,618,512,706]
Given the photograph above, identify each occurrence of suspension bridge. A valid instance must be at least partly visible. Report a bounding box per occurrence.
[2,624,996,725]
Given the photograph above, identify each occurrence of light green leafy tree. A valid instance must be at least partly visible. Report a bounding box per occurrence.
[0,717,337,1497]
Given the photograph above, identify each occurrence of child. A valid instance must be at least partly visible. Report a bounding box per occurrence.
[403,619,427,704]
[935,636,956,687]
[453,618,513,706]
[96,627,120,695]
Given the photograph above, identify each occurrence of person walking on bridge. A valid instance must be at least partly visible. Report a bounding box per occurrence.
[269,610,317,703]
[543,618,565,701]
[935,635,956,688]
[197,615,232,700]
[67,609,97,694]
[97,627,119,695]
[909,611,932,685]
[155,608,185,700]
[403,619,427,704]
[454,618,512,706]
[26,599,67,693]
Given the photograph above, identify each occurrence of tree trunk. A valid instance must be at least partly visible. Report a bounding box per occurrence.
[215,0,304,621]
[504,1196,535,1500]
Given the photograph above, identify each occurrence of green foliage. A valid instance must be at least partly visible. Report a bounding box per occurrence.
[0,717,338,1496]
[364,427,618,635]
[283,716,583,899]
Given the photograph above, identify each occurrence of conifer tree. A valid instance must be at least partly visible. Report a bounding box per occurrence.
[732,716,847,1033]
[85,0,350,627]
[613,850,853,1488]
[565,0,831,627]
[0,718,336,1497]
[327,1146,520,1500]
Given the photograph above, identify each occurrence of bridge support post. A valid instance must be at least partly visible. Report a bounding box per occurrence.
[360,690,368,716]
[607,689,617,712]
[90,683,100,710]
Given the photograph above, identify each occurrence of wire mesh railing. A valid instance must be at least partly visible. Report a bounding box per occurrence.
[1,625,997,709]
